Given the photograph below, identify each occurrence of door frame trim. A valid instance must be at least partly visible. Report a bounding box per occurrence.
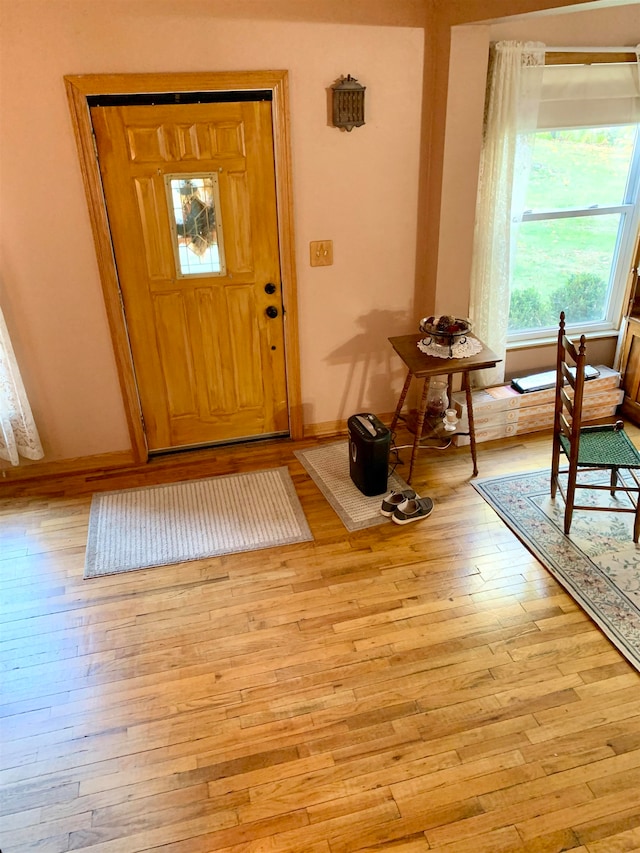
[65,71,303,462]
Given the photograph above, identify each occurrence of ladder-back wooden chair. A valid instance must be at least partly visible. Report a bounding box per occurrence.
[551,312,640,542]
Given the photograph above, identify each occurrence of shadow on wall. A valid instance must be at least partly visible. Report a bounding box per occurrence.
[326,308,412,421]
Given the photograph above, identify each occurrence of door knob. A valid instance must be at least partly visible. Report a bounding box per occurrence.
[266,306,279,319]
[264,282,277,294]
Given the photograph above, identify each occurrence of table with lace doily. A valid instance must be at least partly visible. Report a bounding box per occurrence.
[387,333,501,482]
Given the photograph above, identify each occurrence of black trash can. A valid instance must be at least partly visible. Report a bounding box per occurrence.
[348,413,391,496]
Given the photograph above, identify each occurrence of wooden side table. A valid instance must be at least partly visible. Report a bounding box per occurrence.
[388,333,501,483]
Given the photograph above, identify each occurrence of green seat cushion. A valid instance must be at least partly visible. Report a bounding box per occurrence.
[560,427,640,468]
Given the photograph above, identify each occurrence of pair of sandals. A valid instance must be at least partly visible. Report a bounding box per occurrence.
[380,489,434,525]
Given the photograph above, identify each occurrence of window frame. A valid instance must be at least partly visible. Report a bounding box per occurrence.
[506,52,640,347]
[508,125,640,346]
[164,172,227,279]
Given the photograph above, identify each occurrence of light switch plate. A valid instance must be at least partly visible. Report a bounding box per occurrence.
[310,240,333,267]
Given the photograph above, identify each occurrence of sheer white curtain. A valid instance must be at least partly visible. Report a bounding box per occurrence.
[0,305,44,466]
[469,41,545,387]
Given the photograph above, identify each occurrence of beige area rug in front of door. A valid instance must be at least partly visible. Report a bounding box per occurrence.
[84,467,312,578]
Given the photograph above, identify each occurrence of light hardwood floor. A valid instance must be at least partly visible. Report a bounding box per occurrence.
[1,427,640,853]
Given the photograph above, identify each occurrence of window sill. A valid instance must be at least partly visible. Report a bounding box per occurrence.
[507,328,621,352]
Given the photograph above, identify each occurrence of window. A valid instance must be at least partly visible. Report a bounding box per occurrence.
[509,124,640,340]
[506,59,640,344]
[165,174,226,277]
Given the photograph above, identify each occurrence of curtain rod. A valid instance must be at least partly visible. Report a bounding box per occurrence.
[545,46,638,53]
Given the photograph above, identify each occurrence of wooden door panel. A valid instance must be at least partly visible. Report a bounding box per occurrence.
[215,122,245,157]
[91,99,288,451]
[174,123,212,160]
[197,289,234,413]
[225,172,253,272]
[126,125,170,161]
[226,287,263,409]
[195,285,262,415]
[153,293,197,418]
[134,177,173,280]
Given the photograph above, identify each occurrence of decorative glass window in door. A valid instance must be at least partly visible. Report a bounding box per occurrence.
[165,174,226,277]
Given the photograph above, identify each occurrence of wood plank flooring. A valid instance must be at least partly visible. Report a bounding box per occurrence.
[1,428,640,853]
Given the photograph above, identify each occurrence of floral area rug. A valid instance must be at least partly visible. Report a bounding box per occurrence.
[473,469,640,672]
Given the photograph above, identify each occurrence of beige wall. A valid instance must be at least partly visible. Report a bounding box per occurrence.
[0,0,426,465]
[1,0,637,470]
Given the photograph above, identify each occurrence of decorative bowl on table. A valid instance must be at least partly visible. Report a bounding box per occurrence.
[419,315,472,355]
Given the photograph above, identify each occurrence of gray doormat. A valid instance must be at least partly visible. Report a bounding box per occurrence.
[84,466,312,577]
[294,441,413,531]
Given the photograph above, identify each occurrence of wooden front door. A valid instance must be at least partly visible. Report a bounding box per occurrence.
[91,98,289,453]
